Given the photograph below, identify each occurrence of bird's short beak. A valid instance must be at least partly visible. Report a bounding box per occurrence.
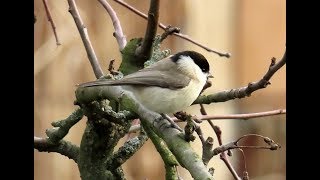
[207,73,214,78]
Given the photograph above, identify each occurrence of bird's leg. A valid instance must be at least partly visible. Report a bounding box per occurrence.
[161,113,183,132]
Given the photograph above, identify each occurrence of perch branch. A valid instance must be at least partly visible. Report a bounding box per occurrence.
[141,120,179,180]
[42,0,61,45]
[135,0,160,61]
[68,0,104,78]
[114,0,230,57]
[34,136,80,163]
[75,86,214,179]
[98,0,127,50]
[193,49,286,104]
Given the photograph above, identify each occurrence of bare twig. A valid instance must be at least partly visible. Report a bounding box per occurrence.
[34,136,79,163]
[160,25,180,42]
[68,0,104,79]
[135,0,160,61]
[220,153,241,180]
[213,134,280,155]
[42,0,61,45]
[98,0,127,50]
[128,109,286,133]
[114,0,230,58]
[173,109,286,122]
[194,49,286,104]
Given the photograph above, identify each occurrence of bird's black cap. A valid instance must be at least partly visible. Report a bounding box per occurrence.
[171,51,210,73]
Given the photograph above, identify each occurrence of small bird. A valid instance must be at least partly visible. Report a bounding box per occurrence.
[79,51,213,131]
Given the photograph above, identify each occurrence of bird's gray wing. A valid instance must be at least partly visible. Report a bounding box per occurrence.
[79,67,191,90]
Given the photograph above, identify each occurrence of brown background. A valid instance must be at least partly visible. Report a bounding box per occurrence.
[34,0,286,179]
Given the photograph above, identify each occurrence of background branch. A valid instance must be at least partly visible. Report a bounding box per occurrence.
[173,109,286,122]
[135,0,159,61]
[42,0,61,45]
[114,0,230,57]
[193,49,286,104]
[127,109,286,133]
[34,136,79,163]
[68,0,104,78]
[98,0,127,50]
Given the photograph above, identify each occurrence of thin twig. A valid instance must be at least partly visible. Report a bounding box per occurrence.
[173,109,286,122]
[113,0,230,58]
[68,0,104,79]
[127,109,286,133]
[194,49,286,104]
[135,0,160,61]
[199,104,239,179]
[42,0,61,45]
[98,0,127,50]
[34,136,80,163]
[160,25,180,42]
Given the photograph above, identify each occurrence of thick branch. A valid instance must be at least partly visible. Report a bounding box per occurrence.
[141,120,179,180]
[75,86,214,179]
[34,136,79,163]
[110,131,148,169]
[193,49,286,104]
[68,0,104,78]
[98,0,127,50]
[135,0,159,61]
[42,0,61,45]
[113,0,230,58]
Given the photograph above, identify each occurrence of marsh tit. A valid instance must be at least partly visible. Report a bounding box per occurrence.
[79,51,213,131]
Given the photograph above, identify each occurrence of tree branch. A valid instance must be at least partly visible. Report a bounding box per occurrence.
[34,136,80,163]
[141,120,179,180]
[109,130,148,169]
[75,86,214,179]
[160,25,181,42]
[114,0,230,58]
[68,0,104,79]
[173,109,286,122]
[42,0,61,45]
[98,0,127,50]
[193,49,286,104]
[127,109,286,133]
[47,108,84,144]
[135,0,159,61]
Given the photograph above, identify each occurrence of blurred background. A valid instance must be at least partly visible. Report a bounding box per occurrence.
[34,0,286,179]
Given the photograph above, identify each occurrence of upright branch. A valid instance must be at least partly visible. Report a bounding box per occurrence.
[135,0,160,61]
[42,0,61,45]
[68,0,104,79]
[98,0,127,50]
[193,49,286,104]
[114,0,230,58]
